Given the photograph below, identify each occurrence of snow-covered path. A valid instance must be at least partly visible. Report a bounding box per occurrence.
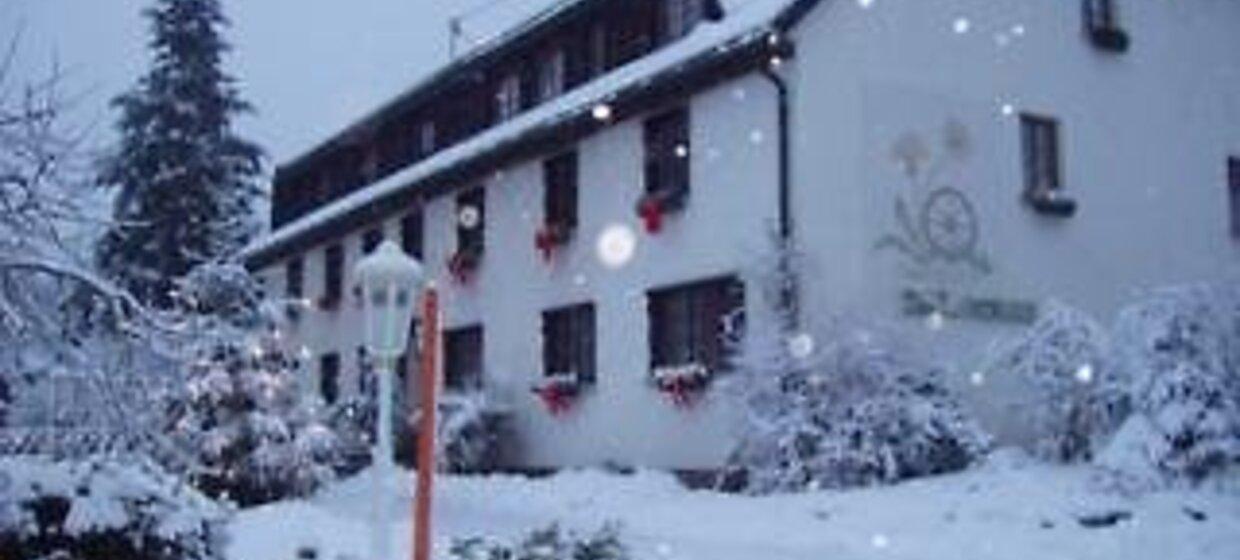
[228,455,1240,560]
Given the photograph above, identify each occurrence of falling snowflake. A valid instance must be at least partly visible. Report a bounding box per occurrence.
[458,205,481,229]
[1075,363,1094,384]
[787,333,816,359]
[871,534,890,549]
[970,371,986,386]
[925,311,946,331]
[597,224,637,269]
[858,0,875,8]
[952,17,971,34]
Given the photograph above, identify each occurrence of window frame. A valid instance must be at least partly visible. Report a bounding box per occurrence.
[1083,0,1119,30]
[362,228,384,254]
[322,243,345,307]
[1229,156,1240,239]
[444,325,484,392]
[643,106,691,196]
[456,187,486,254]
[285,257,304,299]
[495,73,523,122]
[542,303,597,383]
[662,0,704,43]
[647,276,745,373]
[319,353,341,405]
[1020,113,1062,193]
[543,150,579,229]
[538,49,566,103]
[402,210,424,259]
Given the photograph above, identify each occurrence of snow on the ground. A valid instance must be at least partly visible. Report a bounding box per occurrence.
[227,451,1240,560]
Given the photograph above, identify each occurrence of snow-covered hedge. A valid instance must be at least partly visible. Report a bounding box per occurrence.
[725,327,991,494]
[448,523,628,560]
[0,456,226,560]
[982,303,1128,462]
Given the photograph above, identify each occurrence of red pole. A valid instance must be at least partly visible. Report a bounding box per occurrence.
[413,288,439,560]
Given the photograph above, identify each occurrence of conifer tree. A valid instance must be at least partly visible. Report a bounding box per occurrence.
[97,0,263,308]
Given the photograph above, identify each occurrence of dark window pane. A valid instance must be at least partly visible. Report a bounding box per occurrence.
[362,228,384,253]
[644,107,690,195]
[1230,157,1240,239]
[402,211,424,259]
[544,151,579,227]
[1021,114,1061,191]
[543,303,596,382]
[320,353,340,405]
[445,326,484,391]
[457,187,486,253]
[649,277,744,371]
[323,244,344,305]
[286,257,304,298]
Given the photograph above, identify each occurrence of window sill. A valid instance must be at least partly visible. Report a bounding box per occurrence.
[1088,26,1130,53]
[1025,189,1078,218]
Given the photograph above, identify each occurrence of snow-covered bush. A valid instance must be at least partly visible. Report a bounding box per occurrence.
[0,456,226,560]
[725,326,991,494]
[982,303,1128,462]
[448,523,627,560]
[1106,285,1240,482]
[166,264,344,506]
[437,393,505,474]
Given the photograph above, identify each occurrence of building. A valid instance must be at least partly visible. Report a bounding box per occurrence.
[242,0,1240,470]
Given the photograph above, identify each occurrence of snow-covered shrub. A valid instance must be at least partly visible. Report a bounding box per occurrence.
[1102,284,1240,484]
[982,303,1128,462]
[437,393,504,474]
[166,264,344,506]
[0,456,226,560]
[725,327,991,494]
[448,523,627,560]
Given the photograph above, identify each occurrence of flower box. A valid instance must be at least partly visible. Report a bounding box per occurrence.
[1025,186,1078,218]
[447,245,483,284]
[651,363,710,408]
[534,221,574,262]
[1088,25,1129,53]
[531,372,585,415]
[635,188,688,234]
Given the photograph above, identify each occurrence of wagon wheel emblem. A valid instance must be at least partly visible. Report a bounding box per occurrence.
[920,187,979,261]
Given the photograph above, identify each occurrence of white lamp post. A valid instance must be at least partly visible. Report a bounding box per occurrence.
[354,239,424,560]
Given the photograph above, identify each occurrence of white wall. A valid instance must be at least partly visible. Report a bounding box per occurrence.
[785,0,1240,441]
[262,73,782,469]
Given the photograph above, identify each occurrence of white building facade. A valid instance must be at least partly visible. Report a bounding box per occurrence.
[244,0,1240,470]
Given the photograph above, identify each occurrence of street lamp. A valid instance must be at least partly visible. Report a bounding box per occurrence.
[354,239,423,560]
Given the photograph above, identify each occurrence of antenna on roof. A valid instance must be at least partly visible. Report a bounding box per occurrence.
[447,0,535,59]
[449,16,464,59]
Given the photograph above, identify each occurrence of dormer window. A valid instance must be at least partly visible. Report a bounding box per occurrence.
[419,122,436,157]
[539,50,566,102]
[663,0,705,42]
[496,74,522,122]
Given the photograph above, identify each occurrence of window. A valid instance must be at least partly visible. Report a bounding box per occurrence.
[1021,114,1061,192]
[589,23,609,77]
[538,49,566,102]
[457,187,486,253]
[362,228,384,254]
[420,122,436,156]
[543,303,596,382]
[1229,157,1240,239]
[648,277,744,372]
[496,73,522,122]
[662,0,704,42]
[1083,0,1119,30]
[644,107,691,195]
[322,243,344,307]
[402,210,424,259]
[444,326,484,391]
[285,257,304,299]
[319,353,340,405]
[544,151,579,228]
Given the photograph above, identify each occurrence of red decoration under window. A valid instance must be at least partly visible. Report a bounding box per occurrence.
[534,222,573,262]
[638,196,665,233]
[532,377,580,416]
[447,248,481,284]
[656,376,706,409]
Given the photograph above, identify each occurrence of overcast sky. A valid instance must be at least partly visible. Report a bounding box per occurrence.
[5,0,558,169]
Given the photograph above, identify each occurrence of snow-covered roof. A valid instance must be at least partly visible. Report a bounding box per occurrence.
[243,0,815,267]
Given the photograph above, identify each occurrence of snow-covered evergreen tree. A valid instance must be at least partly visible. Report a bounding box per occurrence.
[983,302,1128,462]
[165,264,342,506]
[96,0,263,308]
